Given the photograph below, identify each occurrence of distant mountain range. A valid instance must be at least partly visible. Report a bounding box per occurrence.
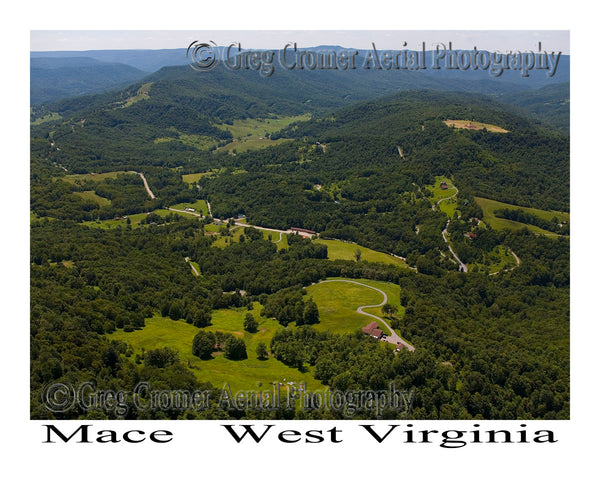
[31,56,148,104]
[30,46,570,133]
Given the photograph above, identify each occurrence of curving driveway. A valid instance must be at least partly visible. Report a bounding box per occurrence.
[316,279,415,351]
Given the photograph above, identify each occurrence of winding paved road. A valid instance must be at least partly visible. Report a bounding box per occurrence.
[316,279,415,351]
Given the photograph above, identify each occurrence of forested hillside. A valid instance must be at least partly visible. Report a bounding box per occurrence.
[30,66,569,420]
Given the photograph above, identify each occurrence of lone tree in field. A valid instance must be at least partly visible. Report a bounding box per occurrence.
[302,299,320,325]
[244,313,258,333]
[224,336,247,360]
[255,341,268,360]
[192,330,215,360]
[354,248,362,262]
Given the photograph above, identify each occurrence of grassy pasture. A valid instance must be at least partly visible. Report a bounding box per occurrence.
[155,134,220,151]
[314,239,409,268]
[475,196,569,235]
[215,114,309,154]
[217,137,292,154]
[444,119,509,133]
[109,308,322,392]
[216,114,311,138]
[169,200,209,216]
[31,112,61,125]
[182,172,213,184]
[73,190,111,206]
[305,278,404,336]
[63,171,132,184]
[82,209,174,229]
[428,176,457,203]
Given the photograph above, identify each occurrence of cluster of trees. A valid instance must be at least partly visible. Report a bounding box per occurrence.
[192,330,247,360]
[260,287,320,327]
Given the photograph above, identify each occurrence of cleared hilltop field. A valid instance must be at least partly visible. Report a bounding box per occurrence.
[475,196,569,235]
[314,239,409,268]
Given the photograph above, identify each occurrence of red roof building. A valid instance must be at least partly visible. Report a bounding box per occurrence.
[362,321,384,339]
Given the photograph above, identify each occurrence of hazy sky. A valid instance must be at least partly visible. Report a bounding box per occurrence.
[30,30,569,53]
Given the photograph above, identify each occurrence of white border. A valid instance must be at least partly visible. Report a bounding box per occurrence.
[3,0,596,477]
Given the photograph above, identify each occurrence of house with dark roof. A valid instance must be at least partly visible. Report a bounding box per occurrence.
[362,321,384,340]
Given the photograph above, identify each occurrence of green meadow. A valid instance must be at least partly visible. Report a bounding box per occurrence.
[305,278,404,337]
[82,209,174,229]
[424,176,460,218]
[155,133,220,151]
[73,190,111,206]
[215,114,310,154]
[182,172,213,184]
[475,196,569,235]
[109,307,323,392]
[109,278,406,391]
[168,199,209,216]
[314,239,409,268]
[63,171,132,184]
[444,119,509,133]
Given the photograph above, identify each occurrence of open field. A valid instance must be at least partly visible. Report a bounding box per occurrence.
[216,115,311,138]
[208,223,289,250]
[305,278,405,337]
[217,137,292,154]
[155,133,220,151]
[109,308,322,392]
[475,196,569,235]
[168,199,209,216]
[428,176,457,203]
[31,112,61,125]
[62,171,132,184]
[182,172,213,184]
[427,176,459,218]
[314,239,409,268]
[215,114,309,154]
[444,119,509,133]
[81,209,174,229]
[123,82,152,108]
[73,190,111,206]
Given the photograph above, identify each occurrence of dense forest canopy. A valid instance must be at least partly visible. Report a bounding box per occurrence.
[30,65,569,420]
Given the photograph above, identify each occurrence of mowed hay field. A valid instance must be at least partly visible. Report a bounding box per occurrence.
[475,196,569,235]
[62,171,132,184]
[182,172,212,184]
[109,305,323,392]
[444,119,509,133]
[305,278,404,336]
[73,190,111,206]
[215,114,310,154]
[169,199,209,216]
[314,239,409,268]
